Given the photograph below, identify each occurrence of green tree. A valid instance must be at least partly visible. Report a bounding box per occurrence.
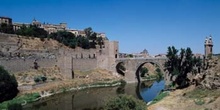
[97,37,104,48]
[140,67,148,77]
[165,46,199,88]
[0,23,14,34]
[84,27,93,37]
[15,24,48,38]
[0,66,19,103]
[155,68,163,81]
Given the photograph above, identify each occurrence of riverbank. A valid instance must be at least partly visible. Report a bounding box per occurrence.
[0,68,124,109]
[148,85,220,110]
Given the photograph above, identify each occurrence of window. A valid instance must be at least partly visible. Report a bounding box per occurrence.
[93,54,96,58]
[81,53,83,59]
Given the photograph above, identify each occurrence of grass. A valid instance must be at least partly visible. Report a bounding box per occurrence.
[185,88,220,99]
[185,87,220,105]
[0,93,40,109]
[149,91,169,105]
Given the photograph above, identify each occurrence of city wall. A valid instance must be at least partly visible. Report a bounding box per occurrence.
[0,33,119,79]
[0,58,58,73]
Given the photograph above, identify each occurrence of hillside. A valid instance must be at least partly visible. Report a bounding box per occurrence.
[148,57,220,110]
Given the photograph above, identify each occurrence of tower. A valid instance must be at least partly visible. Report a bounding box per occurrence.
[204,35,213,58]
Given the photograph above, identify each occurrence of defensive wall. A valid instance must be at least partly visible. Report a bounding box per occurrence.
[0,58,57,73]
[0,33,119,79]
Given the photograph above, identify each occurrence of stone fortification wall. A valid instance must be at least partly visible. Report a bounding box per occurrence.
[72,59,97,71]
[0,33,119,79]
[0,58,57,73]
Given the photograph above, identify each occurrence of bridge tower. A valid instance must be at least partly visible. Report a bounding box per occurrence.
[204,35,213,58]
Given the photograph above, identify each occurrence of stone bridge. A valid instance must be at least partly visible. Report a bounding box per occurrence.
[115,57,168,83]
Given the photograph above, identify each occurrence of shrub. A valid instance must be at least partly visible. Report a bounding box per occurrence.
[41,76,47,82]
[34,76,47,83]
[0,66,19,103]
[7,102,22,110]
[34,77,41,83]
[104,95,146,110]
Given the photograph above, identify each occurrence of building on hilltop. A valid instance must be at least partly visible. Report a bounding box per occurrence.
[204,35,213,58]
[0,17,12,25]
[132,49,150,58]
[11,18,67,34]
[32,19,67,34]
[69,29,106,38]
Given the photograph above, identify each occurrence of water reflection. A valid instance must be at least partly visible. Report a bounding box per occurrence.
[23,80,165,110]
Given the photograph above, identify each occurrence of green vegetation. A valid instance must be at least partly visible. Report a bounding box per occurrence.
[165,46,202,88]
[0,93,40,110]
[141,67,163,81]
[104,94,146,110]
[49,27,104,49]
[127,54,134,58]
[34,76,47,83]
[149,91,169,105]
[155,68,163,81]
[4,25,105,49]
[140,67,148,77]
[15,24,48,39]
[0,23,14,34]
[0,66,19,103]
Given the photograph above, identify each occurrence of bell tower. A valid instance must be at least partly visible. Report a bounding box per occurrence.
[204,35,213,58]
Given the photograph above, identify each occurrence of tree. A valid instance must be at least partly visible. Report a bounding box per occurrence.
[165,46,199,88]
[84,27,93,37]
[97,37,104,48]
[140,67,148,77]
[15,24,48,38]
[0,23,14,34]
[0,66,19,103]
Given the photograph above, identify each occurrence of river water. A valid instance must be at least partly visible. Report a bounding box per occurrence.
[23,80,165,110]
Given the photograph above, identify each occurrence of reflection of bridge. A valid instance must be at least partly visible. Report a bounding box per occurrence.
[115,57,168,83]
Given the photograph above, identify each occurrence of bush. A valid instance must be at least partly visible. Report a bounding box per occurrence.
[0,93,40,109]
[0,66,19,103]
[104,95,146,110]
[34,77,41,83]
[34,76,47,83]
[7,102,22,110]
[41,76,47,82]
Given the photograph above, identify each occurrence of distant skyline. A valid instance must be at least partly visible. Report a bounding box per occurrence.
[1,0,220,55]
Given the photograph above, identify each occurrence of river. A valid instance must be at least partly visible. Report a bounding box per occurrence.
[23,80,165,110]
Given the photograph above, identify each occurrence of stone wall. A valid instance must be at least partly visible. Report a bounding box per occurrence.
[0,33,119,79]
[0,58,57,73]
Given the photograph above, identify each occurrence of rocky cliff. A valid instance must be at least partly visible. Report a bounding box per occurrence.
[195,56,220,89]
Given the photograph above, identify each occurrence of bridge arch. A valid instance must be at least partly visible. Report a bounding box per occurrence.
[115,62,126,76]
[135,61,165,82]
[115,57,167,83]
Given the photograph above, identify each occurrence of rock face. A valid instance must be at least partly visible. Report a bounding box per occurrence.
[198,57,220,89]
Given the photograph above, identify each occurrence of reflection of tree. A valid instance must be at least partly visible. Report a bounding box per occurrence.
[116,83,126,94]
[140,81,154,89]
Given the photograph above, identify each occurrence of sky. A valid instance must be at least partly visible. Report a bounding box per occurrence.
[1,0,220,55]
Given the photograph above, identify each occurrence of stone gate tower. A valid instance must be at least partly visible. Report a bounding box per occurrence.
[204,35,213,58]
